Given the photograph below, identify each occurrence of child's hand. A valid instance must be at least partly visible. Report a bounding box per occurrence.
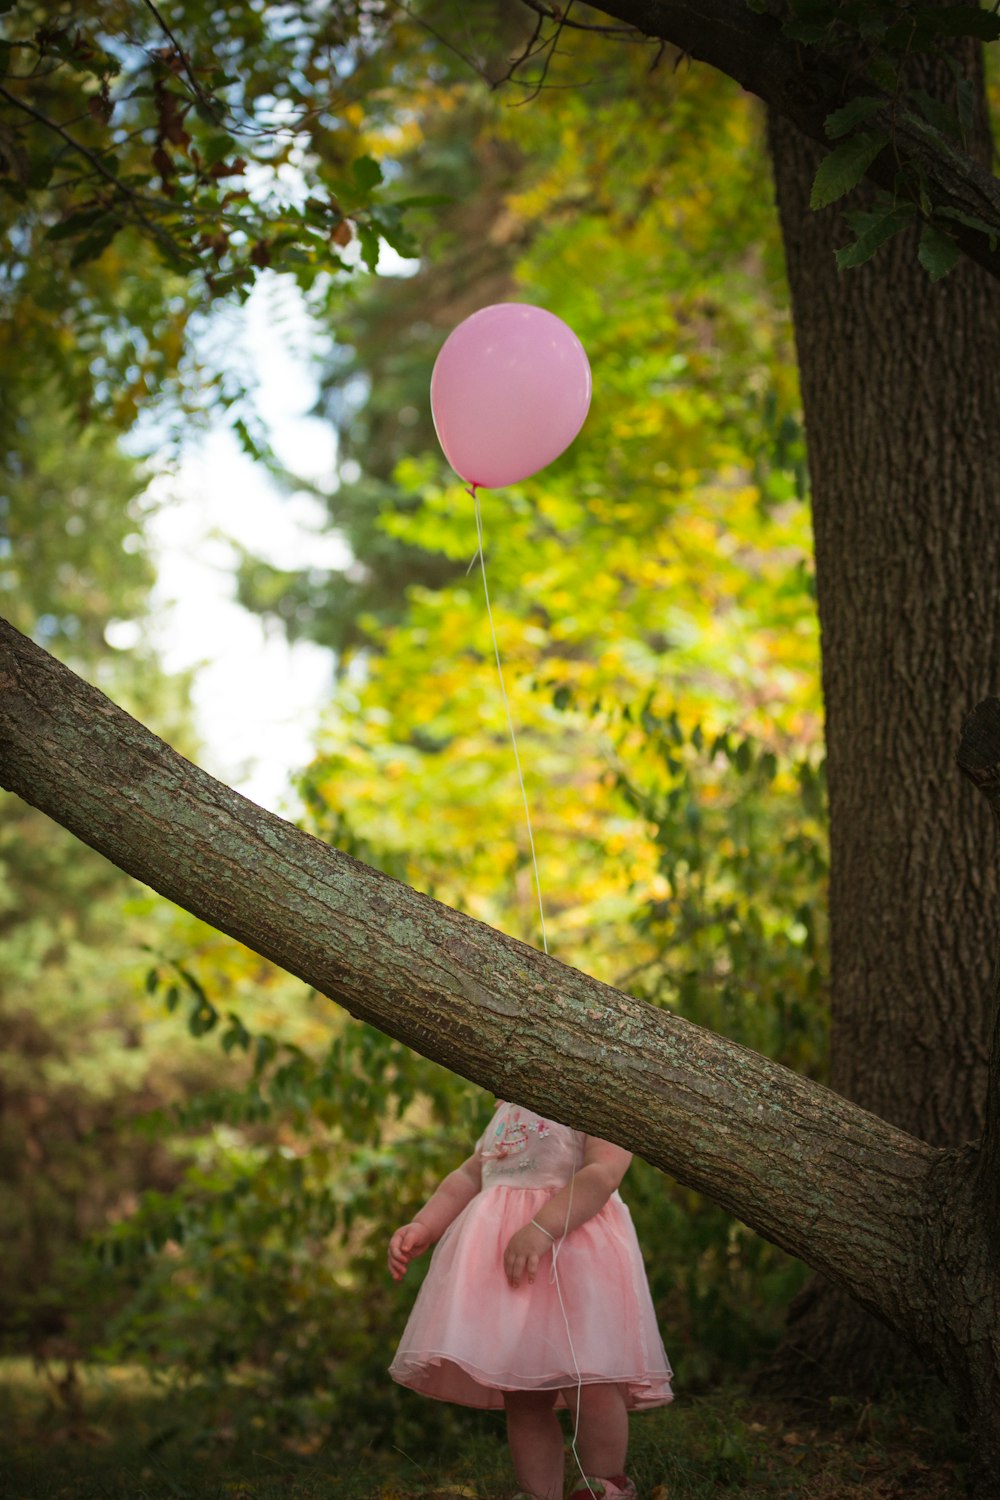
[503,1221,552,1288]
[388,1221,432,1281]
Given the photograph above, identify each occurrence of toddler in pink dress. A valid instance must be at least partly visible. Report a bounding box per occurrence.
[388,1099,673,1500]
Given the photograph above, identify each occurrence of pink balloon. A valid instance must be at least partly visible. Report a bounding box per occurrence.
[430,303,591,489]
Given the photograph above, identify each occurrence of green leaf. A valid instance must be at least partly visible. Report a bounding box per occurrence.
[936,205,998,249]
[188,997,219,1037]
[902,158,934,218]
[26,151,56,189]
[221,1012,252,1053]
[393,193,454,209]
[254,1033,277,1076]
[836,205,915,270]
[824,96,884,141]
[782,20,830,42]
[809,130,890,211]
[178,965,209,1005]
[201,131,237,167]
[356,221,380,271]
[46,206,108,242]
[916,5,1000,41]
[374,216,418,259]
[70,221,121,266]
[907,89,960,141]
[153,235,195,274]
[94,52,122,80]
[956,76,975,132]
[866,57,899,94]
[352,154,383,194]
[232,415,264,461]
[858,13,887,43]
[917,223,959,281]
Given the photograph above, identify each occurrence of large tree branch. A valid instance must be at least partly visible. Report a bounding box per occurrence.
[543,0,1000,281]
[6,617,1000,1486]
[0,614,943,1341]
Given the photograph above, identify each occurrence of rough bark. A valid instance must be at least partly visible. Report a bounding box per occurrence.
[1,618,1000,1488]
[767,45,1000,1171]
[758,20,1000,1391]
[557,0,1000,280]
[0,618,930,1293]
[956,698,1000,1243]
[565,0,1000,1397]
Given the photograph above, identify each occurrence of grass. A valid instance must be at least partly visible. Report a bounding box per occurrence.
[0,1357,970,1500]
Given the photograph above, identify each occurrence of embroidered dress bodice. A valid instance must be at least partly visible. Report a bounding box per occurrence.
[478,1102,586,1190]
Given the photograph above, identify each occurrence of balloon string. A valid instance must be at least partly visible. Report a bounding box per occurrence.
[468,483,549,957]
[469,487,590,1494]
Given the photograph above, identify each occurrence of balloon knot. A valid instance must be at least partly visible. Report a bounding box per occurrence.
[465,482,478,499]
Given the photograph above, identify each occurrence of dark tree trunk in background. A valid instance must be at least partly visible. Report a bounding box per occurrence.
[763,35,1000,1394]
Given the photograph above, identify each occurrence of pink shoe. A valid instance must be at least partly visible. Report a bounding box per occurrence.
[567,1479,637,1500]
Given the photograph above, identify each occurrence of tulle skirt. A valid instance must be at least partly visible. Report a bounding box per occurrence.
[389,1185,673,1410]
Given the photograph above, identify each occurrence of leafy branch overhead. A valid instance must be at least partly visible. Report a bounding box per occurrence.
[3,0,996,354]
[1,0,996,448]
[0,6,424,288]
[536,0,1000,280]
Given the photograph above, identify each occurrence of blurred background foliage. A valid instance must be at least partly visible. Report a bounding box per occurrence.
[2,0,829,1462]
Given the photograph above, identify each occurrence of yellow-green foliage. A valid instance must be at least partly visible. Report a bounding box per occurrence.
[3,19,829,1433]
[303,52,822,992]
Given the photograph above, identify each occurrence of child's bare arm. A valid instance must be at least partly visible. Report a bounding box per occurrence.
[412,1152,483,1239]
[503,1137,631,1287]
[388,1152,482,1280]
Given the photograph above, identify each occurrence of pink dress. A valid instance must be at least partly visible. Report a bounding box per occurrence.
[389,1101,674,1410]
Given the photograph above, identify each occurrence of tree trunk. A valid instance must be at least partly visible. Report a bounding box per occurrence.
[763,34,1000,1394]
[2,618,1000,1491]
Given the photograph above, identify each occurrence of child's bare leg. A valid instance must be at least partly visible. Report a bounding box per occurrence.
[504,1389,564,1500]
[562,1381,629,1480]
